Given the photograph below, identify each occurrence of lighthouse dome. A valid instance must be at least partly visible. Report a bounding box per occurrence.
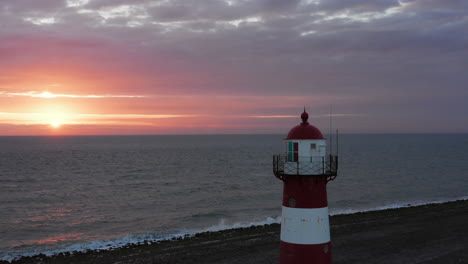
[286,111,324,140]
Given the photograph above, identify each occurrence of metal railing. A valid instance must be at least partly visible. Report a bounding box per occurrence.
[273,154,338,182]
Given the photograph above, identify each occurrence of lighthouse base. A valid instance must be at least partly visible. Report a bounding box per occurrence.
[280,241,332,264]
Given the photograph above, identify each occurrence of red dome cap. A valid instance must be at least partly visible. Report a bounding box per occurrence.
[286,110,324,140]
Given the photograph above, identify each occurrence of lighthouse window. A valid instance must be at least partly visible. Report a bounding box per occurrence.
[311,144,317,150]
[287,142,298,162]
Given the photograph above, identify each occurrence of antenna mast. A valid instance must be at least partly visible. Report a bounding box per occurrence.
[336,129,339,156]
[329,105,333,155]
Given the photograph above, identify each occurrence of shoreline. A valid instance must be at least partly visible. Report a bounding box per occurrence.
[3,199,468,264]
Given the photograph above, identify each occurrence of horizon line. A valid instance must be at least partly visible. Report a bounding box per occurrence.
[0,132,467,137]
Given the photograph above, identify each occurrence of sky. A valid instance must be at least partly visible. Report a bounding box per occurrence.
[0,0,467,135]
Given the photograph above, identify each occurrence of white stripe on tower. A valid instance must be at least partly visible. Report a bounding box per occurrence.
[280,206,330,245]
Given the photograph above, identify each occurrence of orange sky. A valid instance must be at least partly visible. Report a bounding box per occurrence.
[0,87,345,135]
[0,37,346,135]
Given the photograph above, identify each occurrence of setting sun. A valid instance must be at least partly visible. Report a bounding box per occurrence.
[51,121,61,128]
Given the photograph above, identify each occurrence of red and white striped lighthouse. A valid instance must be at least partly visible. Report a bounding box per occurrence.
[273,110,338,264]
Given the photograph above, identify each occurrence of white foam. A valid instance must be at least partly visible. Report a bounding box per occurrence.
[0,216,281,262]
[0,232,185,262]
[199,216,281,233]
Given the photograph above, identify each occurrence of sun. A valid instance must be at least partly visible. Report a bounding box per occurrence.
[51,121,61,128]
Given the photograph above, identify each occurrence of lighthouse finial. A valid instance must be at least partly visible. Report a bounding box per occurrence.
[301,108,309,124]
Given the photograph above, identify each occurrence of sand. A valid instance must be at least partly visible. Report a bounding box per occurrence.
[4,200,467,264]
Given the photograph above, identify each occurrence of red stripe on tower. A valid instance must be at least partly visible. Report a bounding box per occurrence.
[273,110,338,264]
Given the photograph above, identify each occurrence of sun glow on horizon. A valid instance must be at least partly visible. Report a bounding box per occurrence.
[51,121,61,128]
[0,91,146,98]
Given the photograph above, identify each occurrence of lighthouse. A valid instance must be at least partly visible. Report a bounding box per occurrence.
[273,110,338,264]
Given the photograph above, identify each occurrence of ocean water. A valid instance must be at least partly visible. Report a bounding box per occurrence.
[0,134,467,261]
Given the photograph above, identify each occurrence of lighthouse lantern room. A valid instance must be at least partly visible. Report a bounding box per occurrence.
[273,110,338,264]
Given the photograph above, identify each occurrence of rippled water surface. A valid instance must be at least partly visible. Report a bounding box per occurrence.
[1,134,467,260]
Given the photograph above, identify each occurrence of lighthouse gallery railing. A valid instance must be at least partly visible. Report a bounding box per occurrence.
[273,154,338,182]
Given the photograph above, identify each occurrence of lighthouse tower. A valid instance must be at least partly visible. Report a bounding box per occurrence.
[273,110,338,264]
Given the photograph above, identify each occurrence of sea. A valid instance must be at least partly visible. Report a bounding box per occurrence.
[0,134,467,261]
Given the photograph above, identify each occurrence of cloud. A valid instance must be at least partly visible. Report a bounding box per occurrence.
[0,0,66,13]
[0,0,467,133]
[314,0,401,12]
[0,91,146,98]
[0,112,197,126]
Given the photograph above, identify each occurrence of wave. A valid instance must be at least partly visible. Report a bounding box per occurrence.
[329,196,468,216]
[1,196,467,262]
